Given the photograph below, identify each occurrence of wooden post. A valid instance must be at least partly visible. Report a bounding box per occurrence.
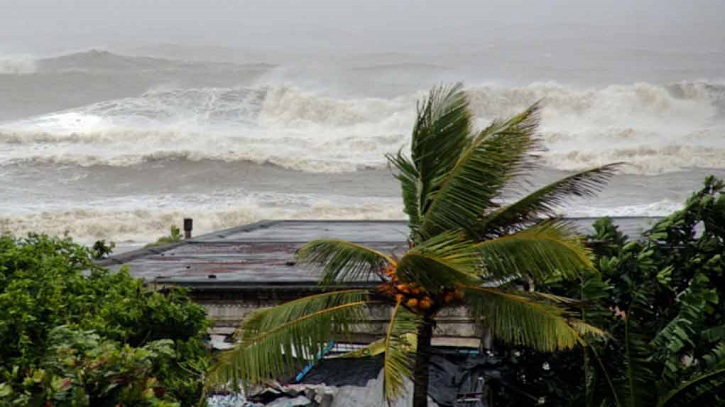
[183,218,193,239]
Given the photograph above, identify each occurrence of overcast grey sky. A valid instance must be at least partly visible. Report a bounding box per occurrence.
[1,0,723,55]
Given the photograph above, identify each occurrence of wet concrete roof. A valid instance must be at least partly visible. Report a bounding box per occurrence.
[99,218,658,288]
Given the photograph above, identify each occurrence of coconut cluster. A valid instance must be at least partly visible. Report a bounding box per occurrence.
[377,265,464,314]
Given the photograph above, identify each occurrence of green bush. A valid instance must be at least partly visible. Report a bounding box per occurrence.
[0,234,210,406]
[0,327,180,406]
[146,226,184,248]
[493,176,725,406]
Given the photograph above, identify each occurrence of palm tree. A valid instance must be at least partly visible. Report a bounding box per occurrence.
[209,84,618,407]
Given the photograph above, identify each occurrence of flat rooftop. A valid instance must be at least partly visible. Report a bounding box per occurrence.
[99,218,658,289]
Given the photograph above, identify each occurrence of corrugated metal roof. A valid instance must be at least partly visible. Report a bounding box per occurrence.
[100,218,658,287]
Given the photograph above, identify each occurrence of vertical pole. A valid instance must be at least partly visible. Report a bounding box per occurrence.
[183,218,193,239]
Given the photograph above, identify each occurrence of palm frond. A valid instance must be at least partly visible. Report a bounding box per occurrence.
[388,151,423,235]
[332,338,386,358]
[396,231,480,291]
[416,104,541,241]
[208,289,375,389]
[297,239,395,286]
[465,286,604,352]
[475,220,593,282]
[383,301,420,404]
[658,367,725,407]
[387,83,471,236]
[330,332,418,360]
[477,164,621,237]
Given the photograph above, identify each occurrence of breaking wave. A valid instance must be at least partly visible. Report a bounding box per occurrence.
[0,54,37,74]
[0,200,405,244]
[0,194,686,244]
[2,81,724,174]
[31,49,274,74]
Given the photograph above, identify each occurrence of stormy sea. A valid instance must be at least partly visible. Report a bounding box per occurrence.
[1,46,724,248]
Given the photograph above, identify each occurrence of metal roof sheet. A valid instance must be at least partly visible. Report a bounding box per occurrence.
[100,218,658,287]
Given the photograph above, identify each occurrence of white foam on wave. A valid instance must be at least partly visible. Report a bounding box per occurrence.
[562,199,683,218]
[0,86,414,172]
[1,82,724,174]
[0,185,407,243]
[467,81,725,173]
[0,195,684,244]
[0,197,406,244]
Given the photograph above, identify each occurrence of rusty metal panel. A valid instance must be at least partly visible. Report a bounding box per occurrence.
[104,218,658,286]
[194,220,410,243]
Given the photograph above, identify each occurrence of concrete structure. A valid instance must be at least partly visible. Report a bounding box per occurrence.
[99,218,656,344]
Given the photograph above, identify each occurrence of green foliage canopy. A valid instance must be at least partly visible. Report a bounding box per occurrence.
[0,234,210,406]
[493,176,725,407]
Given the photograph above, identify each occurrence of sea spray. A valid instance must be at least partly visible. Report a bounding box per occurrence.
[0,198,406,244]
[3,50,724,244]
[2,82,723,174]
[0,54,37,74]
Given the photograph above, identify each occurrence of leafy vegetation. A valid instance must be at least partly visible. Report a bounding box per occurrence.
[0,234,210,406]
[0,328,179,406]
[146,225,184,248]
[209,84,617,407]
[91,239,115,259]
[493,176,725,406]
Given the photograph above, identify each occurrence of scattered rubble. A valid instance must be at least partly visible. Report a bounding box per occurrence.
[214,370,440,407]
[208,351,502,407]
[206,393,249,407]
[247,383,333,407]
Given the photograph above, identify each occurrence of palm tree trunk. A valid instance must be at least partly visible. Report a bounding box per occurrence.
[413,316,434,407]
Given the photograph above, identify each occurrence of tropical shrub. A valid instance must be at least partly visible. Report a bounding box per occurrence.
[494,176,725,406]
[0,234,210,406]
[146,226,184,248]
[0,327,179,406]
